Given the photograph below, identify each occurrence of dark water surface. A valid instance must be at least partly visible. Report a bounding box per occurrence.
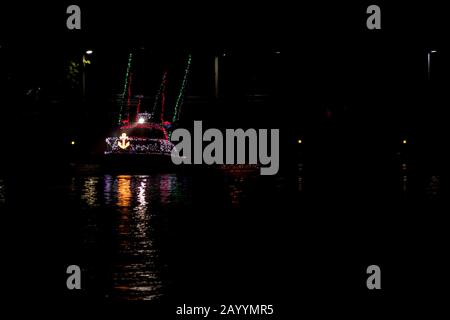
[1,158,447,313]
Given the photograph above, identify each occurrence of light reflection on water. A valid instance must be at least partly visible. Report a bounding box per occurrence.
[65,162,442,301]
[298,163,304,192]
[228,176,245,208]
[81,177,100,207]
[116,175,132,208]
[0,179,5,205]
[401,162,408,192]
[426,175,441,200]
[399,161,441,200]
[75,174,187,300]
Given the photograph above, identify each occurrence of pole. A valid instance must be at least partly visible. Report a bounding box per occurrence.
[82,54,86,100]
[214,55,219,98]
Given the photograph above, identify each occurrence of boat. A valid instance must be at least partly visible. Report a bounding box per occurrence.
[104,112,176,169]
[103,52,191,171]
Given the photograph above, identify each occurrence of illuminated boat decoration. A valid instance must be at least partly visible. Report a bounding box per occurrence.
[104,52,191,162]
[105,113,174,157]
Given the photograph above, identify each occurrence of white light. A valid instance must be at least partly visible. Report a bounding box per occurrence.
[85,50,93,55]
[138,117,145,124]
[275,51,281,54]
[430,50,437,53]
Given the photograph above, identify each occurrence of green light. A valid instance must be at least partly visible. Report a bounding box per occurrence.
[172,54,192,123]
[118,53,133,125]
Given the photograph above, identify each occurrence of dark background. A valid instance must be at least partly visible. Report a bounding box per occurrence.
[1,2,449,164]
[1,1,448,317]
